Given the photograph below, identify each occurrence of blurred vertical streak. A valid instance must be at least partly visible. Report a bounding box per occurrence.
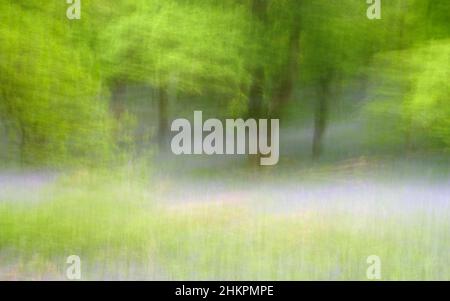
[158,85,169,151]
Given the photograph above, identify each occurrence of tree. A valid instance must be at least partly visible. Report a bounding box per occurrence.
[100,0,252,150]
[363,0,450,152]
[0,2,112,166]
[297,0,390,158]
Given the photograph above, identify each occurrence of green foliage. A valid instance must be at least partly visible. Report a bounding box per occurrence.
[0,2,112,167]
[100,0,252,97]
[406,41,450,148]
[364,40,450,150]
[0,0,448,167]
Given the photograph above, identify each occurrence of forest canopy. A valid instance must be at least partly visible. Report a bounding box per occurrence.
[0,0,448,167]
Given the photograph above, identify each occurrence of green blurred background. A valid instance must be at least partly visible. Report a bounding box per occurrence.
[0,0,448,280]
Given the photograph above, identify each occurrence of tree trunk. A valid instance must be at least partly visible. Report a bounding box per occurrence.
[271,21,301,117]
[158,86,169,151]
[312,76,331,159]
[245,0,269,166]
[247,0,268,119]
[248,67,264,119]
[111,83,126,120]
[19,119,27,167]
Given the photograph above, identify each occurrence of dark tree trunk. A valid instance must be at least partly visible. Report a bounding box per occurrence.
[247,0,268,120]
[312,76,331,159]
[19,120,27,167]
[111,83,126,120]
[245,0,270,166]
[248,67,264,119]
[271,21,301,117]
[158,86,169,151]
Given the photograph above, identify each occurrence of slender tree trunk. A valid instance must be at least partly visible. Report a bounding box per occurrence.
[158,86,169,151]
[248,67,264,119]
[395,0,414,154]
[111,83,126,120]
[247,0,268,119]
[312,76,331,159]
[19,119,27,167]
[246,0,269,166]
[271,21,301,117]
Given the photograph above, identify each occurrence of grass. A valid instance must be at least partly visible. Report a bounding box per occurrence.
[0,171,449,280]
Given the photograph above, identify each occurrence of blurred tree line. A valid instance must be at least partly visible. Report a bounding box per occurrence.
[0,0,448,168]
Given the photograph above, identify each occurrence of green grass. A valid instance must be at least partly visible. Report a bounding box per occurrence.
[0,172,448,280]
